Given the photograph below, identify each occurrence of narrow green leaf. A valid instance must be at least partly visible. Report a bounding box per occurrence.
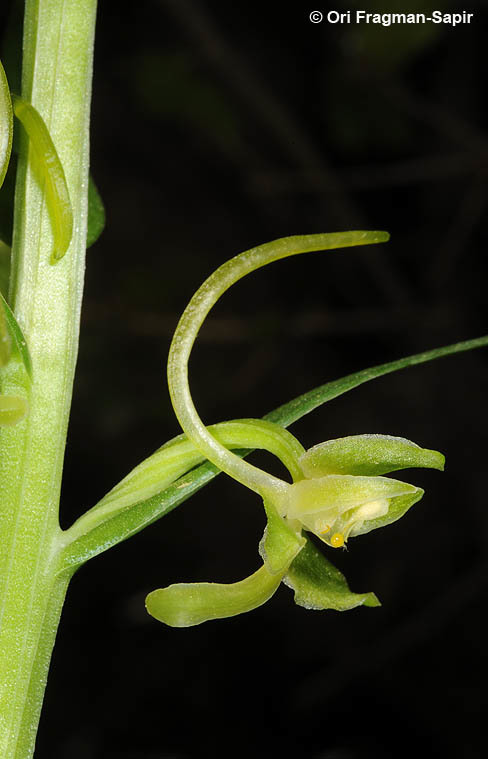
[0,60,13,190]
[145,564,282,627]
[284,538,380,611]
[60,419,305,568]
[59,459,227,568]
[0,291,33,378]
[62,335,488,566]
[0,394,27,425]
[265,335,488,428]
[86,175,105,247]
[12,95,73,262]
[259,499,305,575]
[84,419,303,531]
[300,434,445,478]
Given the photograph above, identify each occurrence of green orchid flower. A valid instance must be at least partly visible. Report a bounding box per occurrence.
[286,433,444,548]
[145,232,445,627]
[146,429,444,626]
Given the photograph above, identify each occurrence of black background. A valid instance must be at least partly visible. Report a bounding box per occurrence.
[3,1,488,757]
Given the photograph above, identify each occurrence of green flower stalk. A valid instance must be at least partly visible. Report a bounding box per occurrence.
[146,232,445,627]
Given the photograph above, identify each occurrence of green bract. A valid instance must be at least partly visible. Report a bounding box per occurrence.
[12,95,73,263]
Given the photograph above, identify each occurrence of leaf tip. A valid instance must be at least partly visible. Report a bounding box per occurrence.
[434,452,445,471]
[363,592,381,608]
[50,247,66,265]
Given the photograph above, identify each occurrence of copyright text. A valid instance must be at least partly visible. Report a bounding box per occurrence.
[309,10,474,26]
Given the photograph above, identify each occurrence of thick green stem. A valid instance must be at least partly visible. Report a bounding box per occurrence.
[0,1,97,757]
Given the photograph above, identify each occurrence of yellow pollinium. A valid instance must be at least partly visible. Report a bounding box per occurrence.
[330,532,344,548]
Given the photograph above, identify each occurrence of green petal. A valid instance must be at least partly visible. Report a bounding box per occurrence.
[146,564,282,627]
[259,498,305,575]
[350,488,424,537]
[0,395,27,425]
[284,538,380,611]
[287,474,419,520]
[300,434,445,477]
